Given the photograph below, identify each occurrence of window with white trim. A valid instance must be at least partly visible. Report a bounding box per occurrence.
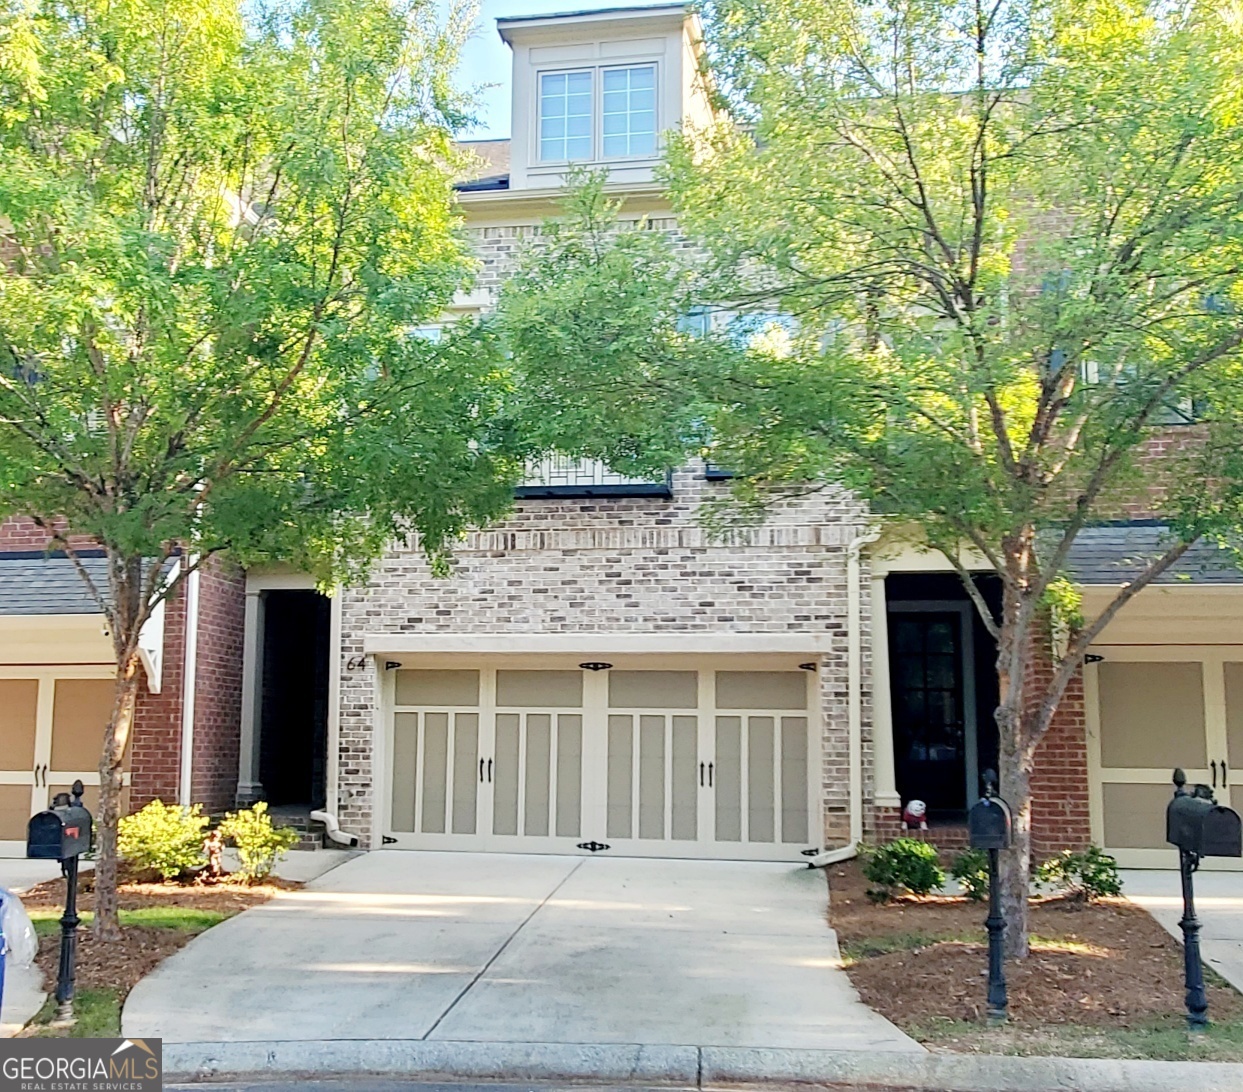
[539,70,593,162]
[537,63,659,163]
[601,65,656,158]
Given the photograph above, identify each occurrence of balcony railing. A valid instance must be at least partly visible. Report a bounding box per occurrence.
[515,456,671,498]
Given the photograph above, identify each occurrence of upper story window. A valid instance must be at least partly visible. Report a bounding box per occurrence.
[539,71,593,161]
[538,63,658,164]
[602,65,656,158]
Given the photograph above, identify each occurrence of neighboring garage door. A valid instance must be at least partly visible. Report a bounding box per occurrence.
[385,665,817,861]
[0,670,124,857]
[1088,647,1243,869]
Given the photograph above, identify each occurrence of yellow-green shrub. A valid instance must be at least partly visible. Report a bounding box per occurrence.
[118,800,208,880]
[218,802,298,882]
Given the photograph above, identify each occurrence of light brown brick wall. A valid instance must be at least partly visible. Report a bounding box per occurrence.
[336,469,871,846]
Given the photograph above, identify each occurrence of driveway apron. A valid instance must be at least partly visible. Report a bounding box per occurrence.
[122,851,919,1051]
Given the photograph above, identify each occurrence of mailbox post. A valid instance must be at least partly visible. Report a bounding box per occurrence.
[27,780,93,1025]
[968,769,1012,1023]
[1166,767,1243,1030]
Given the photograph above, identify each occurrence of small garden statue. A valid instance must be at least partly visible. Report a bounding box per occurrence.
[202,829,225,883]
[902,799,928,831]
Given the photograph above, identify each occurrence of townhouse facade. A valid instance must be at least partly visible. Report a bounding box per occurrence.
[2,4,1240,870]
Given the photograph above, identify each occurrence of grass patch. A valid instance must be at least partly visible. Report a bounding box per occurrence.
[839,930,976,964]
[29,989,121,1039]
[909,1014,1243,1062]
[28,906,227,937]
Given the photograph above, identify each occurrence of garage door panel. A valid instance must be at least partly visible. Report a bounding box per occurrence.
[421,712,449,834]
[714,716,742,842]
[1102,782,1172,850]
[496,671,582,707]
[0,680,39,772]
[670,715,697,840]
[716,672,806,710]
[781,716,810,844]
[555,715,582,838]
[451,714,479,835]
[606,714,634,840]
[50,678,116,771]
[1098,662,1205,769]
[1225,664,1243,773]
[0,784,33,841]
[391,712,418,833]
[395,670,479,707]
[609,671,697,708]
[493,713,520,837]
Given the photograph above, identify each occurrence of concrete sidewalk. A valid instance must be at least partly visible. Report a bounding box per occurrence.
[1122,869,1243,993]
[124,851,918,1052]
[0,859,66,1036]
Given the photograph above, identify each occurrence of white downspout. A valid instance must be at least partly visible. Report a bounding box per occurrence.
[178,558,201,806]
[808,525,881,868]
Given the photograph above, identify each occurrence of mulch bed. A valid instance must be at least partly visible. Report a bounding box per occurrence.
[829,859,1243,1030]
[18,868,298,1008]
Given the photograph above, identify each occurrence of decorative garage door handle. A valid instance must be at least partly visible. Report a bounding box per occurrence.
[479,758,494,783]
[1225,761,1229,788]
[1212,760,1218,788]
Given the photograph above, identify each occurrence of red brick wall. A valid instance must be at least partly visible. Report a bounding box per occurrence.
[0,516,96,552]
[1028,658,1092,856]
[189,560,245,813]
[130,582,186,807]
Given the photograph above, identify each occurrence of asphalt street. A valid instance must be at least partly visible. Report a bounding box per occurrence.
[167,1084,924,1092]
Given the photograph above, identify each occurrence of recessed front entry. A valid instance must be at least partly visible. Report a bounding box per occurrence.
[383,663,819,861]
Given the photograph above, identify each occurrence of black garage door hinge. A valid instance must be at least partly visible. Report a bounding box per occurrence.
[382,835,397,845]
[577,841,611,852]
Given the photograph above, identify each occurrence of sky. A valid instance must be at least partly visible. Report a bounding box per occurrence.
[456,0,665,140]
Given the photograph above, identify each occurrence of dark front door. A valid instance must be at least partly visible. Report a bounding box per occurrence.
[889,612,967,816]
[259,590,331,808]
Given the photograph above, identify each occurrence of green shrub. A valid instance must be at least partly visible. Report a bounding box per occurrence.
[117,800,208,880]
[1036,845,1123,901]
[950,848,990,902]
[218,802,298,882]
[861,838,945,902]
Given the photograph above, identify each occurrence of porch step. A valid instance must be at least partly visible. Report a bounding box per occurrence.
[269,808,328,851]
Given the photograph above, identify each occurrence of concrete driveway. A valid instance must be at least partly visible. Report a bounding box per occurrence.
[1122,869,1243,993]
[122,851,919,1052]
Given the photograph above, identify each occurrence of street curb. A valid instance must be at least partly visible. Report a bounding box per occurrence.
[164,1040,1243,1090]
[165,1041,700,1084]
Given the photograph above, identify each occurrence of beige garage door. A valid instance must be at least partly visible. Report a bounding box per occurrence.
[0,672,125,856]
[1090,650,1242,869]
[386,664,818,861]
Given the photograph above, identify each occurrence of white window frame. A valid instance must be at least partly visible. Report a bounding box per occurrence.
[534,61,661,167]
[598,63,659,163]
[536,68,595,165]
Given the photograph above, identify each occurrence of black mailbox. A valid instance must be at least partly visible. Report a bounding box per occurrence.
[1167,783,1242,859]
[969,794,1013,850]
[27,790,93,860]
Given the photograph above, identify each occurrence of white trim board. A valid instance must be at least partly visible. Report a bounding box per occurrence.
[362,633,833,656]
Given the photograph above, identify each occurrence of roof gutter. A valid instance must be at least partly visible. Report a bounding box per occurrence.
[178,557,200,806]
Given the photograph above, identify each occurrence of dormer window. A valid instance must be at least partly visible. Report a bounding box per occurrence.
[537,63,659,163]
[539,71,593,161]
[602,65,656,157]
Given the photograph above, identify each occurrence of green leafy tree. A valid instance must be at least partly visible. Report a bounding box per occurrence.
[501,1,1243,957]
[0,0,521,938]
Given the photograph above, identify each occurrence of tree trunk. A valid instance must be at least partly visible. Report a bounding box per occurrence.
[93,654,142,942]
[997,707,1033,960]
